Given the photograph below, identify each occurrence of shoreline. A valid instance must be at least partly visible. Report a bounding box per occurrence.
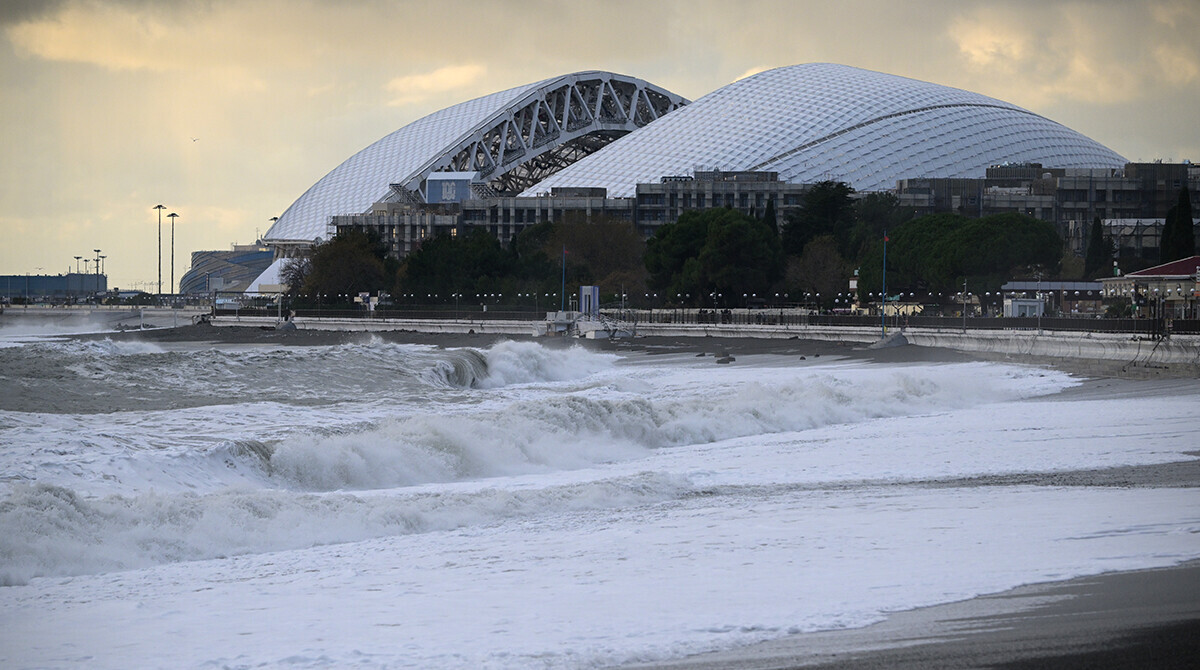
[69,322,1198,379]
[620,560,1200,670]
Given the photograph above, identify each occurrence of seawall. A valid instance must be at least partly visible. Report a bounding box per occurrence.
[203,313,1200,374]
[0,305,209,330]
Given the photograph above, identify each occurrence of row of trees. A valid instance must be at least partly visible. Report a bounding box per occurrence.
[282,181,1086,310]
[1081,186,1195,280]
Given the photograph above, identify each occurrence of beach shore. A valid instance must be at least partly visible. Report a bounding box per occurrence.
[77,324,1200,669]
[622,560,1200,670]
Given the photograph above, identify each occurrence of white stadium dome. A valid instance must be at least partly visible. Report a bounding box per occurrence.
[264,63,1127,244]
[524,63,1127,197]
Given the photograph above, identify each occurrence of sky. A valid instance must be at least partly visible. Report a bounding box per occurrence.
[1,0,1197,292]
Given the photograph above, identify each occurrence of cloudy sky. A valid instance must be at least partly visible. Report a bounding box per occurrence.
[2,0,1197,291]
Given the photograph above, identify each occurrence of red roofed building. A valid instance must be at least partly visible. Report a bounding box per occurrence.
[1101,255,1200,319]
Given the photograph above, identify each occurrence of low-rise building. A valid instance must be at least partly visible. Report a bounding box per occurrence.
[1100,255,1200,319]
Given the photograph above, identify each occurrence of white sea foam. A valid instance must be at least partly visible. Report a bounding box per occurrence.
[0,471,690,585]
[3,338,1197,670]
[266,362,1065,492]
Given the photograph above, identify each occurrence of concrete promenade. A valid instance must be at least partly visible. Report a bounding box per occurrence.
[0,304,209,330]
[197,312,1200,373]
[7,303,1194,372]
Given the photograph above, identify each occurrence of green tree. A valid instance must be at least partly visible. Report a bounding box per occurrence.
[645,208,783,304]
[645,210,712,297]
[1083,216,1113,278]
[762,198,778,236]
[849,192,914,260]
[787,235,851,308]
[397,227,513,299]
[1160,186,1195,263]
[303,229,395,299]
[857,212,1062,300]
[699,210,784,300]
[781,181,856,256]
[545,215,649,296]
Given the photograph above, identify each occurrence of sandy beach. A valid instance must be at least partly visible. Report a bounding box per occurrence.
[63,324,1200,669]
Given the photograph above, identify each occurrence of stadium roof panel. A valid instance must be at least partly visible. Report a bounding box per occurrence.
[520,63,1127,196]
[264,72,687,243]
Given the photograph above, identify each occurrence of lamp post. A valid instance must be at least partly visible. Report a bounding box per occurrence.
[168,212,178,297]
[154,204,165,296]
[1036,273,1042,333]
[881,231,888,338]
[93,249,102,302]
[961,279,967,332]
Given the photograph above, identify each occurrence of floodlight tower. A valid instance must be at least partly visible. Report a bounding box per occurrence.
[154,204,166,295]
[168,212,179,295]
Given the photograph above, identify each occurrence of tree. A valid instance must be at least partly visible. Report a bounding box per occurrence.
[1083,216,1113,279]
[857,212,1062,300]
[781,181,856,256]
[645,208,783,304]
[762,198,778,236]
[280,255,312,298]
[545,215,649,296]
[787,235,851,308]
[849,192,913,260]
[645,210,712,297]
[397,227,513,299]
[1160,186,1195,263]
[698,209,784,300]
[303,229,394,300]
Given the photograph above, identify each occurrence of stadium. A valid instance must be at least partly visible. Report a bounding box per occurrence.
[260,63,1127,258]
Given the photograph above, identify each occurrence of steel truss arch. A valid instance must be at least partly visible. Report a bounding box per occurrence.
[398,73,685,201]
[264,71,685,245]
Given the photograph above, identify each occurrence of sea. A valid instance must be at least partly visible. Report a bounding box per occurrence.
[1,326,1198,669]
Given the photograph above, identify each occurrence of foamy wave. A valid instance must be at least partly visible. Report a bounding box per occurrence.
[1,337,618,413]
[0,472,689,584]
[266,362,1072,492]
[474,340,618,387]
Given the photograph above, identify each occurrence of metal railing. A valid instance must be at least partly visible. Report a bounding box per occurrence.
[209,302,1198,337]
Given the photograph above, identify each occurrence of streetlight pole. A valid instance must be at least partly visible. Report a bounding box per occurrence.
[168,212,179,297]
[962,279,967,332]
[154,204,165,296]
[881,231,888,338]
[94,249,101,302]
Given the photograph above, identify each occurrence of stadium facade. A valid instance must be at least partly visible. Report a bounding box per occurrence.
[178,244,274,295]
[256,63,1162,290]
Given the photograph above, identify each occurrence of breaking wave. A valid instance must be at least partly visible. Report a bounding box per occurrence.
[0,472,690,585]
[0,338,617,413]
[266,362,1067,492]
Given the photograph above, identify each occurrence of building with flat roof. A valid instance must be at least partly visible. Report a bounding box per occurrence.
[1101,255,1200,319]
[0,273,107,302]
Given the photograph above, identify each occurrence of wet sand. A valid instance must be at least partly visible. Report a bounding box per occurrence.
[622,561,1200,670]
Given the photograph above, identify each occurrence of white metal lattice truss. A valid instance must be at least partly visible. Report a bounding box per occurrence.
[265,72,686,244]
[522,63,1128,197]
